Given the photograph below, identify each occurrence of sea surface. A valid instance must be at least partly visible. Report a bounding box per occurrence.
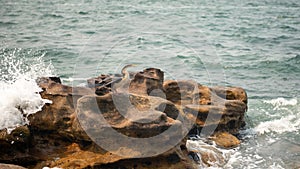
[0,0,299,168]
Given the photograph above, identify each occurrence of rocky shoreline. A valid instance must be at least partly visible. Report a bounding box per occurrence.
[0,67,248,169]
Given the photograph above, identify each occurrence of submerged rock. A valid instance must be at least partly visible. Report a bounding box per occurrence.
[0,67,248,168]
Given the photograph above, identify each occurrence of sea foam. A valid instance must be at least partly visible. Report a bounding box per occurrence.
[263,97,297,108]
[0,48,54,133]
[186,138,235,168]
[255,97,299,135]
[254,114,300,135]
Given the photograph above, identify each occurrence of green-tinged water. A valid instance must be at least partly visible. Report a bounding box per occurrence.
[0,0,299,168]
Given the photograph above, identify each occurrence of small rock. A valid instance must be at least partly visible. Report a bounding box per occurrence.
[210,132,240,148]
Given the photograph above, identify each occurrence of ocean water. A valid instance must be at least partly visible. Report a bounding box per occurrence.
[0,0,299,168]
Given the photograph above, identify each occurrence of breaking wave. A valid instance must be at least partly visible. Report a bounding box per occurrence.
[0,48,54,133]
[255,98,299,134]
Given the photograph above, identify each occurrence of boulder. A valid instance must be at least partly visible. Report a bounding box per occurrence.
[209,132,240,148]
[0,66,248,168]
[0,77,196,168]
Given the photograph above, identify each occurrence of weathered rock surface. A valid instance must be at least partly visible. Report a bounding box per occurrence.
[0,67,248,169]
[163,80,247,135]
[129,68,164,96]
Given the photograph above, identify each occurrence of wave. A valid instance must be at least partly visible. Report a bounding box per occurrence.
[254,98,299,135]
[0,48,55,133]
[255,114,300,135]
[186,138,235,169]
[263,97,297,107]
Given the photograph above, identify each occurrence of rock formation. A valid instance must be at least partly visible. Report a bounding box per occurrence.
[0,67,248,168]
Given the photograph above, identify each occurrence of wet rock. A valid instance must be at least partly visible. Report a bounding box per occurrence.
[210,132,240,148]
[198,148,225,167]
[186,140,228,168]
[30,77,94,136]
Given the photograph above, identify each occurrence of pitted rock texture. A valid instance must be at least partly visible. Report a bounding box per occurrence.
[0,67,247,169]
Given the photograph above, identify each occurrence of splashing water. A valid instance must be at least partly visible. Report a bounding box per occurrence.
[0,48,55,133]
[263,98,298,110]
[185,97,300,169]
[223,97,300,169]
[255,114,300,135]
[255,98,300,135]
[186,137,236,169]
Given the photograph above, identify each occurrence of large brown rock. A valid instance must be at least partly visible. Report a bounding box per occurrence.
[0,77,196,168]
[0,67,248,169]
